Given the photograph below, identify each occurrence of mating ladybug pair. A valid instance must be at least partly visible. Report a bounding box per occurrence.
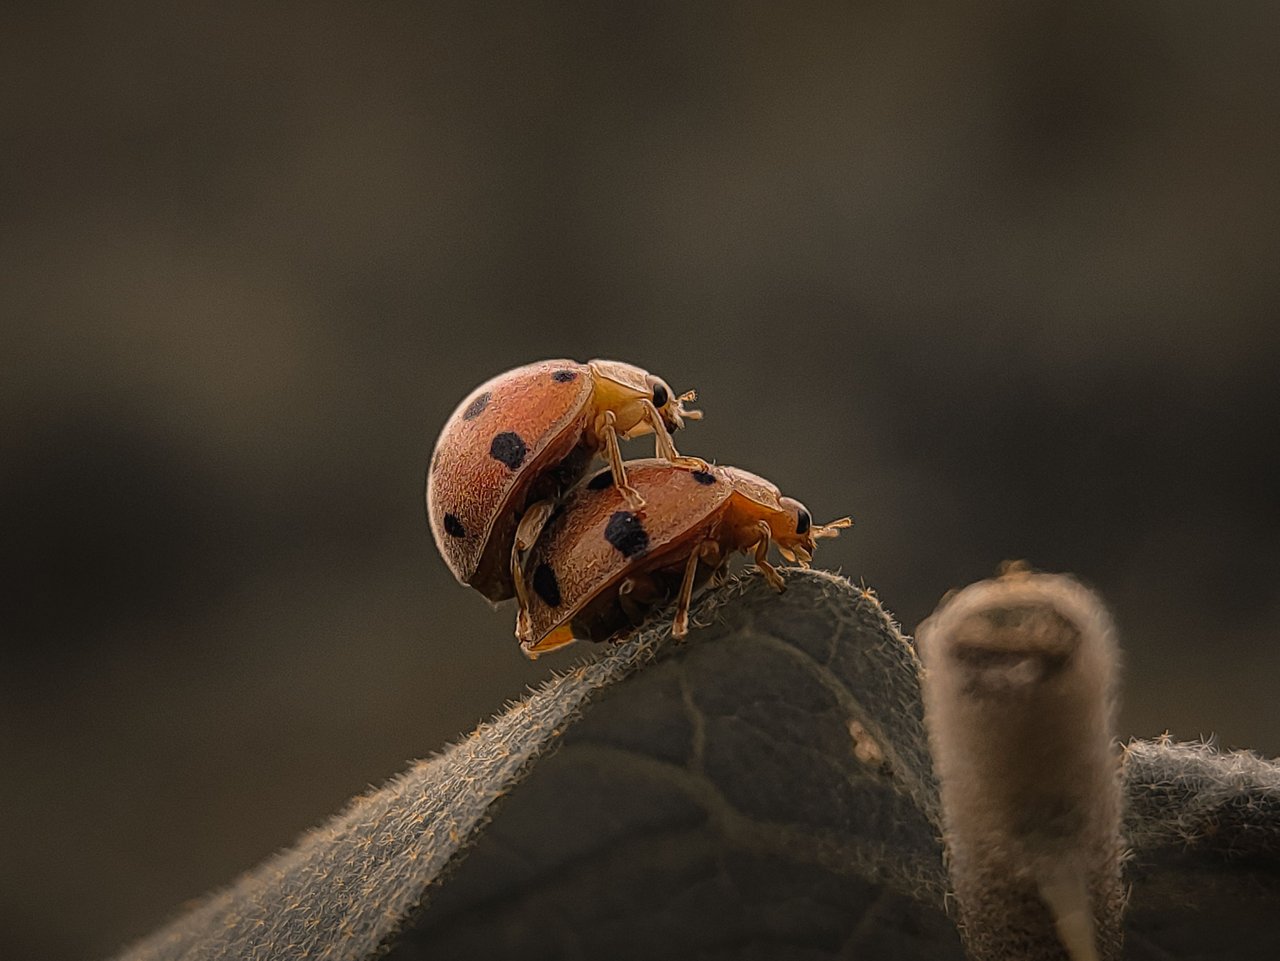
[426,359,850,657]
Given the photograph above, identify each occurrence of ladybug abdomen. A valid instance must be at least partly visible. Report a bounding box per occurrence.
[562,527,723,643]
[522,460,733,643]
[426,360,594,599]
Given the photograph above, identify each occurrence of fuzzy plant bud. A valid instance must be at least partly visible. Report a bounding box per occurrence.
[917,567,1126,961]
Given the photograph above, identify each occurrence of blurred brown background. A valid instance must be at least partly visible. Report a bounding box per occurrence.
[3,3,1278,959]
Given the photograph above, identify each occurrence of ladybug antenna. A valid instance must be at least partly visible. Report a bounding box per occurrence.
[675,388,702,421]
[812,516,853,540]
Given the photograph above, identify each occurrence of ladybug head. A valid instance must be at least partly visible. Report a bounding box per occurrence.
[773,496,852,566]
[588,359,703,434]
[647,375,702,433]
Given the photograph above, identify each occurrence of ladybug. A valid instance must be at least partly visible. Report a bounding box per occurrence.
[426,359,702,615]
[516,459,851,657]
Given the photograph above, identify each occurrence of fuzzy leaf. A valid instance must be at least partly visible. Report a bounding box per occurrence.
[113,571,1280,961]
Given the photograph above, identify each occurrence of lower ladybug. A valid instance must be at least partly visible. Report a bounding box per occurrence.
[426,359,702,618]
[517,459,851,657]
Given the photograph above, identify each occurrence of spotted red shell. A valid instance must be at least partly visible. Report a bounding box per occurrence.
[522,460,735,644]
[426,359,596,600]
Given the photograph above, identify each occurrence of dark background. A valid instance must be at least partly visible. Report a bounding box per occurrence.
[3,3,1278,959]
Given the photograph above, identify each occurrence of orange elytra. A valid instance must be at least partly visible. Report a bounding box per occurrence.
[516,459,851,657]
[425,359,702,613]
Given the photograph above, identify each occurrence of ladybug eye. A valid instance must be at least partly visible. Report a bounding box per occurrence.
[795,508,811,535]
[651,382,670,408]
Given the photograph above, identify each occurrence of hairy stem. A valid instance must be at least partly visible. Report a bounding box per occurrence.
[917,570,1125,961]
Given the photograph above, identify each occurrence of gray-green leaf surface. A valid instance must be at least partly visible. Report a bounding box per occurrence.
[113,571,1280,961]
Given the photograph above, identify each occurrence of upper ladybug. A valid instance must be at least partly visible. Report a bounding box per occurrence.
[426,359,701,605]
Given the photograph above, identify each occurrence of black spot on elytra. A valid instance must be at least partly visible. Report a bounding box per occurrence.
[462,391,491,420]
[795,509,811,535]
[532,563,562,607]
[690,469,716,485]
[490,431,527,470]
[443,513,466,537]
[551,369,578,383]
[604,511,649,558]
[586,469,614,490]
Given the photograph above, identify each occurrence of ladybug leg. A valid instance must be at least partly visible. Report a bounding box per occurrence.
[598,410,646,510]
[618,573,661,625]
[672,550,700,639]
[514,498,555,552]
[672,540,722,638]
[512,499,557,642]
[512,557,534,642]
[752,520,786,592]
[645,401,681,460]
[641,401,709,471]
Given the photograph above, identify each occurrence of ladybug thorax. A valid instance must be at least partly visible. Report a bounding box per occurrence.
[587,359,651,394]
[713,467,794,550]
[586,362,653,438]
